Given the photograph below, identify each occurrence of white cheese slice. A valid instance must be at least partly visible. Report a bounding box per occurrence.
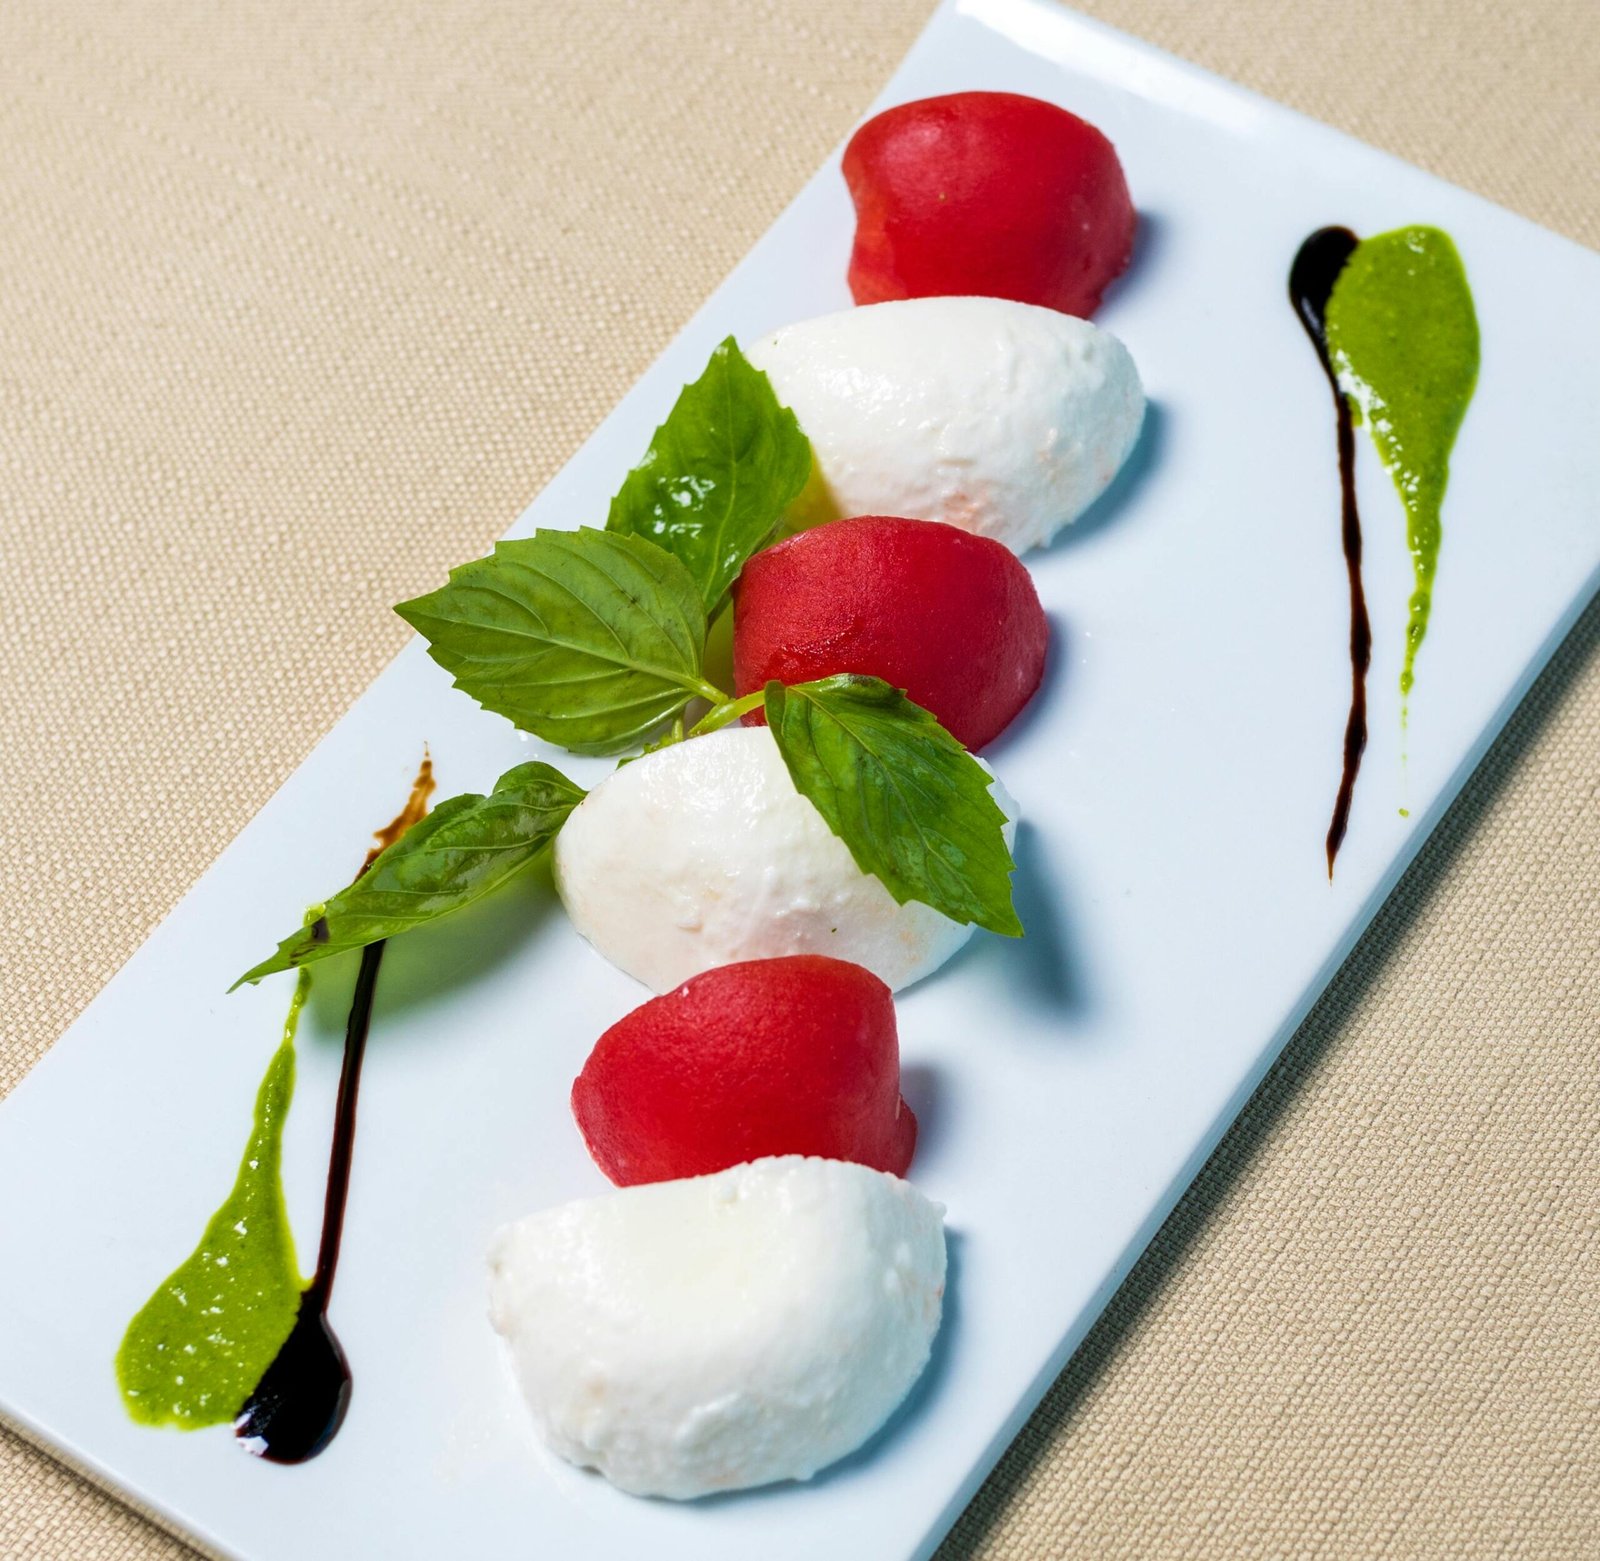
[552,724,1014,993]
[488,1156,948,1498]
[746,294,1144,553]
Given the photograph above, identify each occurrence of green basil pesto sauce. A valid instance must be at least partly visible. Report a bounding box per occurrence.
[1325,225,1479,700]
[115,973,310,1428]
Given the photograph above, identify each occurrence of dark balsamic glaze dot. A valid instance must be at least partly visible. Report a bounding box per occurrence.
[234,1288,350,1462]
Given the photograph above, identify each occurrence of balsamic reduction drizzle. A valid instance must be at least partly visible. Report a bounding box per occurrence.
[1289,226,1368,878]
[234,758,434,1463]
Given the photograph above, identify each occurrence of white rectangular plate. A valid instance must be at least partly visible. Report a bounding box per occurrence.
[3,2,1597,1557]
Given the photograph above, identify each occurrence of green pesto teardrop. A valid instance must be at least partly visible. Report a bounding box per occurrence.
[116,973,310,1429]
[1325,226,1480,703]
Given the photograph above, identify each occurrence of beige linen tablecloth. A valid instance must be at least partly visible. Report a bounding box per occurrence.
[2,2,1596,1555]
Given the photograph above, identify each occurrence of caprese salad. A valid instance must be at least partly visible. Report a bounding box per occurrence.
[121,90,1149,1495]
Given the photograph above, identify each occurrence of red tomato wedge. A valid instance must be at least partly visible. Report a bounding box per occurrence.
[844,90,1136,318]
[572,956,916,1185]
[733,515,1049,751]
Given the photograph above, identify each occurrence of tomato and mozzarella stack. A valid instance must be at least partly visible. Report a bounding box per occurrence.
[493,90,1140,1502]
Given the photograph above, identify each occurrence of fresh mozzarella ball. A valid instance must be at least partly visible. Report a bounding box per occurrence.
[488,1156,947,1499]
[552,725,1014,993]
[746,295,1144,553]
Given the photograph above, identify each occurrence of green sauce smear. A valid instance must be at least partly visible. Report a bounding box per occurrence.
[116,973,310,1429]
[1324,225,1479,704]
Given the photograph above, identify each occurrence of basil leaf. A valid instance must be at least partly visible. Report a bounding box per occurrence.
[397,528,711,755]
[232,761,585,988]
[764,675,1022,938]
[606,337,811,614]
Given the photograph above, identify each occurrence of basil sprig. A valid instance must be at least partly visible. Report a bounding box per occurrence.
[239,339,1025,995]
[396,341,808,756]
[396,528,713,756]
[765,675,1021,937]
[233,761,585,987]
[606,337,811,615]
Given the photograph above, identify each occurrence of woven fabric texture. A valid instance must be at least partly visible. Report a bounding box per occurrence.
[1,1,1595,1556]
